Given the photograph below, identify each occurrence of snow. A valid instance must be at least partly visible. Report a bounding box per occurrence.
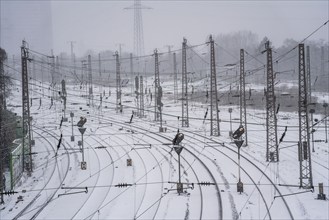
[0,78,328,220]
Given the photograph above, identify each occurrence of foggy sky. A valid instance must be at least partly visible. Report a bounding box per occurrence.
[1,0,328,56]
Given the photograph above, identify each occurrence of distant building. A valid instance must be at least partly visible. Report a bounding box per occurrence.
[0,1,53,56]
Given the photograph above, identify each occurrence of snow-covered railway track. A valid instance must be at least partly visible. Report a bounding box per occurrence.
[85,130,138,219]
[67,133,104,219]
[150,115,293,219]
[82,122,166,219]
[87,114,222,220]
[247,131,329,181]
[102,121,206,220]
[132,128,219,220]
[13,126,71,220]
[186,134,272,219]
[11,128,58,220]
[182,128,294,220]
[106,128,156,219]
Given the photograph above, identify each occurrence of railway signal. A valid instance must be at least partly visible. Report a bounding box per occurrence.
[172,132,184,145]
[232,125,244,140]
[78,117,87,170]
[77,117,87,127]
[173,133,184,194]
[233,126,245,193]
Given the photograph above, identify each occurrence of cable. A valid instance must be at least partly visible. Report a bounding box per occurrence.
[275,20,329,63]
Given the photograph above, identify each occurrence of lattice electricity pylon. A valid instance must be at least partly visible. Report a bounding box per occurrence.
[134,0,144,56]
[139,75,144,117]
[209,35,220,136]
[21,40,32,172]
[124,0,151,56]
[173,52,178,103]
[181,38,189,127]
[239,49,247,146]
[298,44,313,189]
[265,41,278,162]
[88,55,93,106]
[154,49,160,121]
[115,51,122,113]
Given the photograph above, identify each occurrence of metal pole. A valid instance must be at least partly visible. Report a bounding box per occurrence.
[298,44,313,189]
[229,108,232,136]
[78,126,86,169]
[81,133,85,162]
[238,147,241,182]
[310,109,315,152]
[160,106,163,130]
[324,103,328,143]
[71,116,73,137]
[178,154,181,185]
[70,112,74,142]
[209,35,220,136]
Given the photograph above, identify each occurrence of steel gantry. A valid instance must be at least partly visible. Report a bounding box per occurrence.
[209,35,220,136]
[115,51,122,113]
[154,49,160,121]
[173,52,178,103]
[88,54,93,106]
[265,41,278,162]
[240,49,247,145]
[306,46,312,105]
[21,40,33,172]
[181,38,189,127]
[298,44,313,189]
[139,75,144,117]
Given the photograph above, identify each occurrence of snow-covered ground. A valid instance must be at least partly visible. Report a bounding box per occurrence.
[1,78,328,220]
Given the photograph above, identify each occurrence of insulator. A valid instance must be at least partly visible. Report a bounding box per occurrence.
[200,181,210,186]
[116,183,129,188]
[3,190,17,195]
